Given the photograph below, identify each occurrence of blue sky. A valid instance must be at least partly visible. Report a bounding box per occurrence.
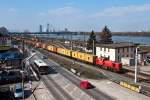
[0,0,150,32]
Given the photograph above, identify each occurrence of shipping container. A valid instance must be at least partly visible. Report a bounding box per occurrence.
[42,43,47,49]
[57,48,65,55]
[47,45,53,52]
[77,52,85,61]
[84,54,96,64]
[35,42,42,48]
[72,51,78,59]
[64,49,72,57]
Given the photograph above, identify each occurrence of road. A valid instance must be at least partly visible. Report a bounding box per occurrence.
[42,75,73,100]
[33,49,115,100]
[29,55,73,100]
[37,48,150,88]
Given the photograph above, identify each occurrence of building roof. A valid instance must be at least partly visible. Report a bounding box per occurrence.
[138,50,149,54]
[96,42,136,49]
[0,51,23,60]
[34,60,47,67]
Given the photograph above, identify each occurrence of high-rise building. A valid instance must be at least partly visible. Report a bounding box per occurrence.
[39,25,42,32]
[46,23,50,32]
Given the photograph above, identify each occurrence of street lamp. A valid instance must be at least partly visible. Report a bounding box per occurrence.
[134,46,139,83]
[21,53,36,100]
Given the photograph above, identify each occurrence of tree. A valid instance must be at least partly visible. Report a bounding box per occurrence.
[87,30,96,50]
[100,26,113,44]
[0,27,9,34]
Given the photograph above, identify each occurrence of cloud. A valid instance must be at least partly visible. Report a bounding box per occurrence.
[38,12,46,16]
[5,4,150,32]
[91,4,150,18]
[8,8,17,13]
[47,6,81,16]
[38,6,82,17]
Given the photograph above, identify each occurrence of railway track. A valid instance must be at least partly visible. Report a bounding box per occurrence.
[39,48,150,84]
[29,55,74,100]
[35,50,115,100]
[35,48,150,97]
[42,75,73,100]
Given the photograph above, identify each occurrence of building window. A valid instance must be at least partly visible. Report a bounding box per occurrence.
[118,48,120,53]
[131,48,133,51]
[122,48,124,52]
[118,56,120,61]
[108,56,110,60]
[127,55,128,57]
[108,48,110,52]
[127,48,129,52]
[104,48,106,52]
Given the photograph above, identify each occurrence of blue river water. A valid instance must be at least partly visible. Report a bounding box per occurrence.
[34,34,150,45]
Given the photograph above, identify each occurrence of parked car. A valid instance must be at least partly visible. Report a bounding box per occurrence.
[145,56,150,63]
[42,55,47,59]
[80,80,94,89]
[14,83,23,98]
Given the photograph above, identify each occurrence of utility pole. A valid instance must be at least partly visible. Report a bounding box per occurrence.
[93,40,95,55]
[134,46,138,83]
[21,53,36,100]
[22,38,25,100]
[71,33,73,50]
[84,32,85,42]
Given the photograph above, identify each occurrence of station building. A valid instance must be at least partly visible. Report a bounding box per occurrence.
[96,42,137,62]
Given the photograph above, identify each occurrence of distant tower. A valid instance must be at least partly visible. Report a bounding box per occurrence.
[39,25,42,32]
[65,28,68,32]
[46,23,50,32]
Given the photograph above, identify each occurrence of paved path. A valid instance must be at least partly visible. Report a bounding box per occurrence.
[123,65,150,75]
[88,79,150,100]
[25,81,56,100]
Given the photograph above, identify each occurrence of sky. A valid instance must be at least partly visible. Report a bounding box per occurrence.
[0,0,150,32]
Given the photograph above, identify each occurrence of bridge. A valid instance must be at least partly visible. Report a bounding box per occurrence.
[10,31,85,35]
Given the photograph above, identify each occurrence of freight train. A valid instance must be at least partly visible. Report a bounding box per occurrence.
[14,37,122,72]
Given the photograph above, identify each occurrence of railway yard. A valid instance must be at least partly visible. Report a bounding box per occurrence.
[24,46,150,100]
[1,36,150,100]
[37,46,150,96]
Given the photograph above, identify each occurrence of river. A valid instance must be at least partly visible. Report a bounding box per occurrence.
[33,34,150,45]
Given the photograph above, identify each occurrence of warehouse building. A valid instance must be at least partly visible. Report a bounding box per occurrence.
[96,43,136,62]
